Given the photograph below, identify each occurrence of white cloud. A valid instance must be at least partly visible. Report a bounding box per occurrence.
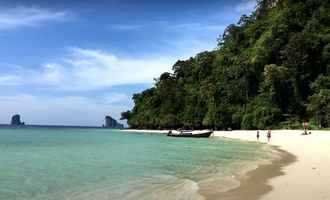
[0,75,21,85]
[109,22,226,33]
[0,48,175,91]
[235,0,257,14]
[0,42,215,91]
[103,93,130,104]
[50,47,175,90]
[109,24,144,31]
[41,63,65,84]
[169,23,226,32]
[0,6,70,30]
[0,94,128,126]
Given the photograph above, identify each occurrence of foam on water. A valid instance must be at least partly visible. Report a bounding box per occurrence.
[0,128,271,200]
[58,175,204,200]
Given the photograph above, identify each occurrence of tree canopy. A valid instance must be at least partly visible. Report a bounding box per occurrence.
[122,0,330,130]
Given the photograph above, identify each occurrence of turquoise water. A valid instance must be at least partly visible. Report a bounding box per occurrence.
[0,128,270,200]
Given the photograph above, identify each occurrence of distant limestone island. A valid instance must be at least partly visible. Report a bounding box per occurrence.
[1,114,124,129]
[11,114,25,126]
[103,116,124,129]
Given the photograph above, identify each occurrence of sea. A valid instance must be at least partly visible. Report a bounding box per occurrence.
[0,128,272,200]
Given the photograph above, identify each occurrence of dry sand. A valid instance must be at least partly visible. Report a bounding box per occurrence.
[214,130,330,200]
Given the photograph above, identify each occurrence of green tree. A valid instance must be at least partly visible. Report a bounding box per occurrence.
[122,0,330,130]
[307,76,330,128]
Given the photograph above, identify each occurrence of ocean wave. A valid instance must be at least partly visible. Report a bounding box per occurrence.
[63,175,205,200]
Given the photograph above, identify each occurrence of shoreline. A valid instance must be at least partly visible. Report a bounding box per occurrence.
[121,129,330,200]
[210,146,296,200]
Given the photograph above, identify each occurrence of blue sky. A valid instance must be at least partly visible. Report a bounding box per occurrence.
[0,0,256,126]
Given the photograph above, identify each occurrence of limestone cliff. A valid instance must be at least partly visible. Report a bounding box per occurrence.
[11,114,25,126]
[104,116,124,129]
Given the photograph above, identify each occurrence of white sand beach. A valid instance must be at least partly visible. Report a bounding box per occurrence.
[123,129,330,200]
[214,130,330,200]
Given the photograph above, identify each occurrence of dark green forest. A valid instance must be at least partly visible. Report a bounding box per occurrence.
[121,0,330,130]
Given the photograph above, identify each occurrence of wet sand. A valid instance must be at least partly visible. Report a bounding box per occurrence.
[207,147,296,200]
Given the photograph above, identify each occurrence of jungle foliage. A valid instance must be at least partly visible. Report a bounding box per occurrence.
[122,0,330,129]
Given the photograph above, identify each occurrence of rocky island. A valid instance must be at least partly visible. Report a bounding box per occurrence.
[103,116,124,129]
[10,114,25,126]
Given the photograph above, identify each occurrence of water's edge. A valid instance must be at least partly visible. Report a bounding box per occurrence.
[206,146,296,200]
[122,130,297,200]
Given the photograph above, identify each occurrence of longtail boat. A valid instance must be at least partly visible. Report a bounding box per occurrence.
[167,130,213,138]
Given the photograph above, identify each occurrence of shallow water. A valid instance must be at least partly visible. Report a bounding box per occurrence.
[0,128,270,200]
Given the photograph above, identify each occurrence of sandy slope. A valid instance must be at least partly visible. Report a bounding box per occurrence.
[214,130,330,200]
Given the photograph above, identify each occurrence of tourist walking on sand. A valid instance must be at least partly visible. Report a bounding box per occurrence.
[303,121,309,135]
[257,130,260,140]
[267,129,271,142]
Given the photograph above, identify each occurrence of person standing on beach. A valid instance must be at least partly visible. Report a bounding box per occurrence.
[267,129,271,142]
[257,130,260,140]
[303,121,309,135]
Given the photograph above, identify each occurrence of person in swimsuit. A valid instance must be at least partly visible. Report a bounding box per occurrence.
[267,129,271,142]
[257,130,260,140]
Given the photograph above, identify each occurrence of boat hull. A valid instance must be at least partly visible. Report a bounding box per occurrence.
[167,131,213,138]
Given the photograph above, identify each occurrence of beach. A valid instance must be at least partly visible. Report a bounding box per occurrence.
[213,130,330,200]
[125,129,330,200]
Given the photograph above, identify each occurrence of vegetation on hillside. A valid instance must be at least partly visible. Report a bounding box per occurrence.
[121,0,330,130]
